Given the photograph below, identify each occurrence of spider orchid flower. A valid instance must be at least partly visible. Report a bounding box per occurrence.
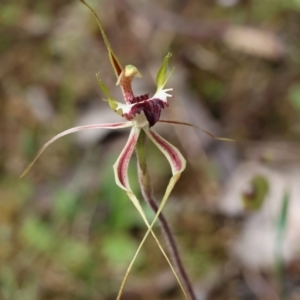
[20,50,190,299]
[21,1,231,298]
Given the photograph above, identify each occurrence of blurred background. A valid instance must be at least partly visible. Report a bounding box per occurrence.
[1,0,300,299]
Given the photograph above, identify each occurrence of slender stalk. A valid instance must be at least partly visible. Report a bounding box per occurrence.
[135,130,197,300]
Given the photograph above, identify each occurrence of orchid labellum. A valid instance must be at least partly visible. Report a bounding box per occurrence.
[21,1,231,299]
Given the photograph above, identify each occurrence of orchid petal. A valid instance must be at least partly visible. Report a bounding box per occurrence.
[80,0,122,77]
[158,119,235,142]
[114,127,189,300]
[20,122,132,178]
[95,73,112,99]
[96,73,123,114]
[147,129,186,174]
[142,129,186,241]
[126,129,188,297]
[156,53,175,92]
[113,126,140,190]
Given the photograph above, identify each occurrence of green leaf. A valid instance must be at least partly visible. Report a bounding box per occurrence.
[242,175,269,211]
[155,53,174,91]
[275,191,290,299]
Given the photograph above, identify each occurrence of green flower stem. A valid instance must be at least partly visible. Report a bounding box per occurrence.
[135,130,196,300]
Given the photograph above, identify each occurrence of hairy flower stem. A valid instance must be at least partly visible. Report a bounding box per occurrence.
[135,130,197,300]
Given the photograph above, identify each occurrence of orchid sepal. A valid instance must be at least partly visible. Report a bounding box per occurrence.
[80,0,123,78]
[114,127,189,300]
[117,127,189,299]
[20,121,133,178]
[113,126,140,191]
[146,128,186,174]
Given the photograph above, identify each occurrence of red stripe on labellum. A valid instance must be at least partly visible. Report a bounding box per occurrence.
[149,130,182,172]
[117,133,138,187]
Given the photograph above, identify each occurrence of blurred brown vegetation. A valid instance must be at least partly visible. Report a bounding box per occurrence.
[2,0,300,299]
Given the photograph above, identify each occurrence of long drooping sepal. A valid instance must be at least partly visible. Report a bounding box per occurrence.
[136,130,196,300]
[20,122,132,178]
[126,129,189,295]
[142,129,186,233]
[158,119,235,142]
[113,128,189,300]
[80,0,123,77]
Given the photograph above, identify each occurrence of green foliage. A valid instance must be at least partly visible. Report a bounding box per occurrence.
[0,267,39,300]
[101,233,143,269]
[53,189,80,220]
[275,191,290,300]
[21,217,57,254]
[1,4,22,26]
[58,239,91,272]
[242,175,269,211]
